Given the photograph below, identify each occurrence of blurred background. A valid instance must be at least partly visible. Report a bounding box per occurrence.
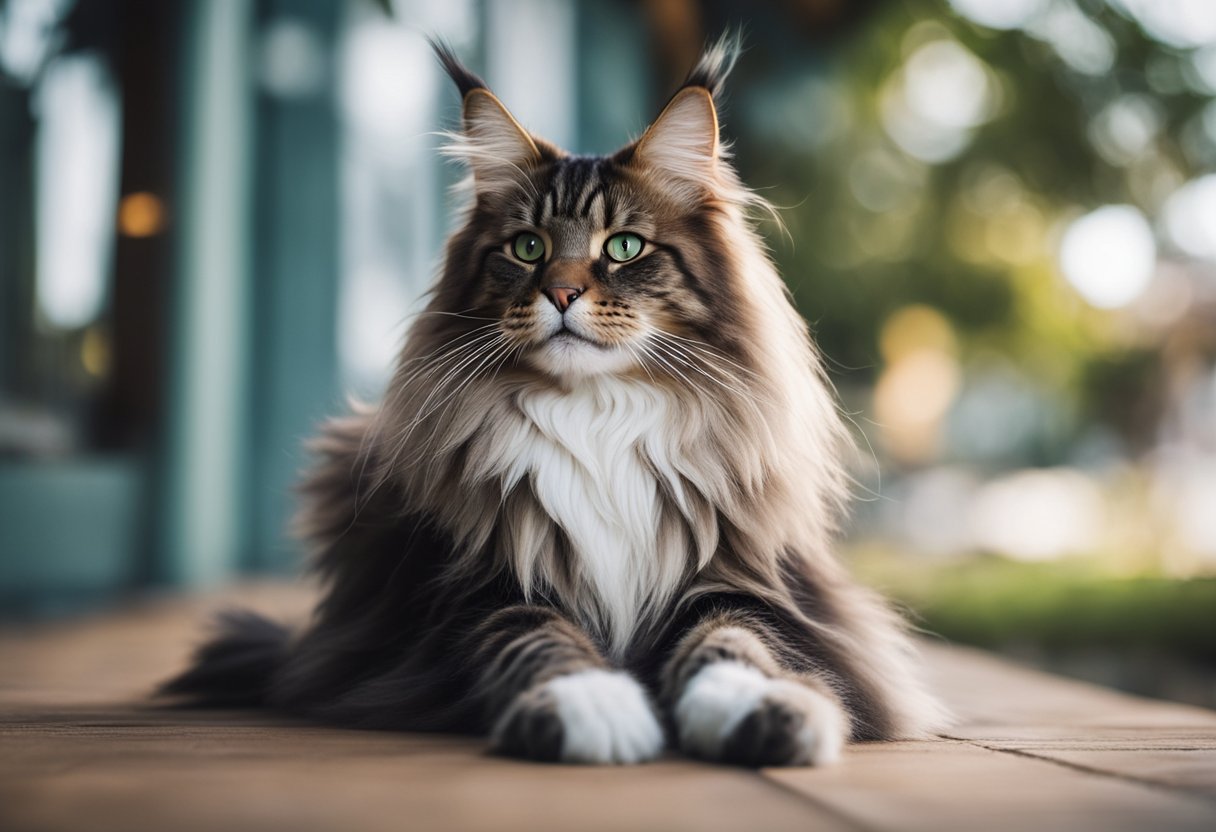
[1,0,1214,708]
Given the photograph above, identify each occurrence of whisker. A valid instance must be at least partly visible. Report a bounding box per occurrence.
[400,336,522,471]
[391,328,504,390]
[415,336,514,425]
[649,332,775,409]
[358,329,509,506]
[639,341,700,393]
[401,336,508,439]
[622,341,657,384]
[647,337,757,403]
[413,309,501,323]
[352,326,504,513]
[651,330,762,382]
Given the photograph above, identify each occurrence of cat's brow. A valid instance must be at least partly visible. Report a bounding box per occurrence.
[533,157,617,227]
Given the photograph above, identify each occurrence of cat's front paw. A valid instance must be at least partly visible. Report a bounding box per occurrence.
[675,661,846,767]
[491,669,665,764]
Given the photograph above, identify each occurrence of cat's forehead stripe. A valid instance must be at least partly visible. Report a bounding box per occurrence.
[527,157,623,228]
[561,158,595,216]
[578,183,605,220]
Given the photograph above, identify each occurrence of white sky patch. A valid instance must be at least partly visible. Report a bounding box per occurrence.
[1025,0,1117,76]
[1088,94,1161,166]
[340,22,432,140]
[881,38,995,164]
[0,0,71,83]
[1058,205,1157,309]
[951,0,1117,77]
[1109,0,1216,49]
[969,468,1106,561]
[34,52,121,331]
[259,17,327,99]
[904,40,992,131]
[337,265,413,393]
[1162,175,1216,263]
[948,0,1048,30]
[1191,45,1216,93]
[486,0,575,150]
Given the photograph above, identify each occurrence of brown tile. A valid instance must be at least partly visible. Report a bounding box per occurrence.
[1019,748,1216,794]
[763,740,1216,832]
[0,728,851,832]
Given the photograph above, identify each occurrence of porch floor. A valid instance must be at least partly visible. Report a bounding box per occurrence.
[2,584,1214,831]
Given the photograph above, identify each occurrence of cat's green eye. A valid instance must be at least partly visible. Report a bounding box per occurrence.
[605,232,644,263]
[512,232,545,263]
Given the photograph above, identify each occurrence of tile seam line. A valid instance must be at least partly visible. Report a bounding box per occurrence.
[980,744,1213,753]
[944,734,1216,810]
[751,766,879,832]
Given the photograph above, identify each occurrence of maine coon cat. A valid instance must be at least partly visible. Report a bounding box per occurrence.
[164,37,945,766]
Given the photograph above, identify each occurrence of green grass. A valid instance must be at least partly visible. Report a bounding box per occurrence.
[851,553,1216,663]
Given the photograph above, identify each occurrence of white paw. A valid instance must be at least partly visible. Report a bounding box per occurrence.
[492,670,665,764]
[547,670,665,764]
[675,661,846,767]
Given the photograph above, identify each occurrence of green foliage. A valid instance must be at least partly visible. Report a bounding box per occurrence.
[855,553,1216,662]
[726,0,1213,450]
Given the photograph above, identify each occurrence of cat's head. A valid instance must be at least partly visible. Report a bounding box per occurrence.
[428,36,775,383]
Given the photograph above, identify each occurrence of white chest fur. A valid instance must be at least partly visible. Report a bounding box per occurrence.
[490,379,693,654]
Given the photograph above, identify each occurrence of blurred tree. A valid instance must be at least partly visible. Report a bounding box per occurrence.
[702,0,1216,464]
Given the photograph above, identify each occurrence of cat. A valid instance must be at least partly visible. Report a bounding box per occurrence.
[162,36,946,767]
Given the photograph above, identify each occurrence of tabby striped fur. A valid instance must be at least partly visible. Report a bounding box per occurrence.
[162,35,947,766]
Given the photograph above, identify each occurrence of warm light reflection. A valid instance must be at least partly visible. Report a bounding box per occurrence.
[80,326,110,378]
[874,306,961,464]
[118,192,166,238]
[947,168,1047,268]
[874,351,962,464]
[985,202,1045,266]
[880,305,956,363]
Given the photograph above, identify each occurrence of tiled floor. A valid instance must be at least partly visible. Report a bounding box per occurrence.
[2,584,1214,831]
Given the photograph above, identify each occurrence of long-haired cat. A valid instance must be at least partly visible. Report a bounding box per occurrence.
[163,37,945,766]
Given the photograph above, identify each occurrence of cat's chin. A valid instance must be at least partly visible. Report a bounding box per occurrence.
[528,333,639,379]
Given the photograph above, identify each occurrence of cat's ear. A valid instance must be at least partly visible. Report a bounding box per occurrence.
[632,87,720,195]
[431,39,544,193]
[460,88,543,179]
[627,33,739,200]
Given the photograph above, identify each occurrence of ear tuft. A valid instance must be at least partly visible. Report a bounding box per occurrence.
[429,39,545,193]
[626,32,741,199]
[429,38,487,99]
[681,31,742,100]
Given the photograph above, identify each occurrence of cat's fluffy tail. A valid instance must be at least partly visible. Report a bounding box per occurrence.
[158,609,291,707]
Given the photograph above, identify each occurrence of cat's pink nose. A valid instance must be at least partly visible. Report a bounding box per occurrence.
[544,286,581,313]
